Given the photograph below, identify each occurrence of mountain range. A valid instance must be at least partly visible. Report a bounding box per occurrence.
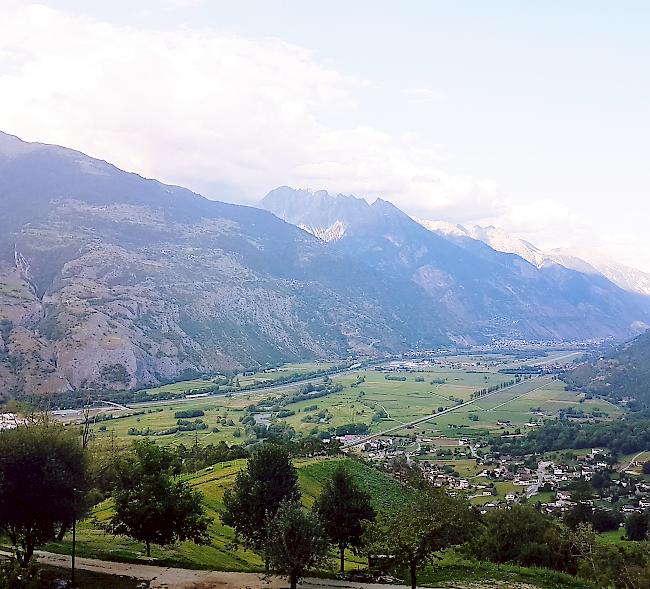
[1,132,649,396]
[416,219,650,297]
[262,187,650,336]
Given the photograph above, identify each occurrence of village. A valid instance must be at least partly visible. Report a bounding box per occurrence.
[340,432,650,519]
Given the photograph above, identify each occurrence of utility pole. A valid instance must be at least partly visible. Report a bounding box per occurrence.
[71,487,77,587]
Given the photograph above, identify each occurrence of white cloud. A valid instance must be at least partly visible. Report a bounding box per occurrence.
[0,3,647,273]
[403,87,444,105]
[0,3,502,218]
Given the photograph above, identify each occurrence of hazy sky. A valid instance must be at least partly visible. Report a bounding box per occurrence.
[1,1,649,271]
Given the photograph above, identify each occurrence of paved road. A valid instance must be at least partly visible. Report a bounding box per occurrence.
[343,376,552,448]
[527,461,551,498]
[619,450,648,473]
[126,369,359,410]
[55,366,369,422]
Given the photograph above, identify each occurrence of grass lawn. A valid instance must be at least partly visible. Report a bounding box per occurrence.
[598,529,628,544]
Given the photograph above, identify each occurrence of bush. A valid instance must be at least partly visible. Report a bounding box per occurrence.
[174,409,205,419]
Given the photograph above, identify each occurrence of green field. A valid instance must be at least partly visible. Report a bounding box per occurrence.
[91,393,275,447]
[82,356,621,448]
[36,453,597,589]
[138,361,338,398]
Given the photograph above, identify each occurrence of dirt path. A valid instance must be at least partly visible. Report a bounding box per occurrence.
[1,549,411,589]
[0,549,544,589]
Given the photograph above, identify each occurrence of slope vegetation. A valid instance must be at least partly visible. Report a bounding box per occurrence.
[563,330,650,407]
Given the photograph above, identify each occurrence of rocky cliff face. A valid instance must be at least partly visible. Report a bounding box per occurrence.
[0,133,444,397]
[2,132,649,398]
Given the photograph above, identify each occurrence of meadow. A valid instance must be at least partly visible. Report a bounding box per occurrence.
[38,454,598,589]
[138,361,338,398]
[84,351,621,448]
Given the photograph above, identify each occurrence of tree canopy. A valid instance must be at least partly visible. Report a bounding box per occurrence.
[314,464,375,572]
[106,439,211,556]
[266,500,329,589]
[365,487,475,589]
[0,424,89,566]
[468,504,575,573]
[221,443,300,553]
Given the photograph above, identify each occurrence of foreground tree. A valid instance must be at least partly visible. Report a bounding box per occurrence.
[221,443,300,556]
[469,503,574,572]
[626,512,649,541]
[106,440,211,557]
[266,500,329,589]
[365,488,474,589]
[314,464,375,572]
[0,424,88,566]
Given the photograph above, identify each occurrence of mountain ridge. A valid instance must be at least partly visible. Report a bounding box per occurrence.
[563,329,650,408]
[0,132,445,397]
[261,186,650,342]
[414,214,650,297]
[1,133,649,398]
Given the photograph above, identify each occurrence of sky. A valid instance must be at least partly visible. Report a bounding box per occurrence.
[1,1,649,271]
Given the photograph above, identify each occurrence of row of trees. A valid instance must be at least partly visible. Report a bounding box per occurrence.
[221,444,376,586]
[220,444,475,589]
[490,412,650,456]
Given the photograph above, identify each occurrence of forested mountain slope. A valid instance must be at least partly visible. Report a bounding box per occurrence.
[563,330,650,407]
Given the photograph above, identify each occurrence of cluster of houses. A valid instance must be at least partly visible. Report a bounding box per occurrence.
[343,432,650,520]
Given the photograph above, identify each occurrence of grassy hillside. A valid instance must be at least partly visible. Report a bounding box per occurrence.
[43,457,403,571]
[35,455,598,588]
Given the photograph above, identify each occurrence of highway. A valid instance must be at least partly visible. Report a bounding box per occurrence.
[53,365,367,423]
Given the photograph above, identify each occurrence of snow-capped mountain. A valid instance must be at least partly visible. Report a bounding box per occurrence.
[261,186,650,342]
[550,249,650,297]
[415,218,650,297]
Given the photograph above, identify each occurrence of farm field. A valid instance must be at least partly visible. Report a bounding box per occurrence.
[82,349,620,448]
[406,377,621,438]
[90,393,272,447]
[137,361,339,398]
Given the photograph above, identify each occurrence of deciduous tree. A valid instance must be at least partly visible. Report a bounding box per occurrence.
[365,487,474,589]
[314,464,375,572]
[106,440,211,557]
[0,424,89,566]
[221,443,300,555]
[266,500,329,589]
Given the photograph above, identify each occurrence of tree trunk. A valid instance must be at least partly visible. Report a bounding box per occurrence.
[339,544,345,573]
[146,541,151,557]
[57,521,69,542]
[290,572,298,589]
[19,542,34,568]
[410,560,417,589]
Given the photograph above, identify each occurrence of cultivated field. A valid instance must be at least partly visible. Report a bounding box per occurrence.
[81,350,619,447]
